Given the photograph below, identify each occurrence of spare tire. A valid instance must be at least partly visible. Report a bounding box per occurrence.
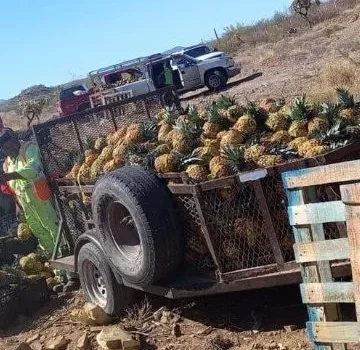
[92,166,183,286]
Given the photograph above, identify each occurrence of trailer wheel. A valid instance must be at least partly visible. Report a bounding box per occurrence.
[92,166,183,286]
[78,242,134,315]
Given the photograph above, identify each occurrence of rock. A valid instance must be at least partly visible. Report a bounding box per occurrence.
[90,326,104,333]
[26,334,40,343]
[160,345,175,350]
[77,333,90,349]
[44,336,69,350]
[32,342,42,350]
[15,343,32,350]
[40,335,46,343]
[96,325,140,350]
[160,310,172,324]
[268,342,278,349]
[252,344,263,349]
[284,325,298,332]
[84,303,112,326]
[71,303,112,326]
[171,324,181,337]
[278,344,288,350]
[153,307,166,321]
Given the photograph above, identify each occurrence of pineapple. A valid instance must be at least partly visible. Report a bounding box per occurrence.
[288,120,308,138]
[234,217,261,247]
[66,163,81,178]
[172,121,199,153]
[209,156,232,179]
[244,144,267,163]
[266,112,288,132]
[163,128,177,145]
[154,153,178,173]
[193,146,219,161]
[158,109,176,143]
[304,145,329,158]
[186,165,209,183]
[113,143,129,164]
[288,95,312,137]
[90,158,106,179]
[154,143,170,155]
[336,87,359,125]
[108,126,128,146]
[99,145,114,162]
[216,95,236,110]
[202,102,227,139]
[232,114,256,137]
[297,139,322,157]
[260,98,284,113]
[78,163,90,179]
[256,155,283,167]
[94,136,107,152]
[124,123,143,145]
[308,117,329,135]
[202,138,220,149]
[216,130,228,140]
[103,159,120,173]
[270,130,292,144]
[288,137,308,151]
[84,149,98,166]
[220,129,244,149]
[219,145,247,176]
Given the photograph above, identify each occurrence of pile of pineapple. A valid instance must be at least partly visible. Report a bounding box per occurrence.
[66,88,360,184]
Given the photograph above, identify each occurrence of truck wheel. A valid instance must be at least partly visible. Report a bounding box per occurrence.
[205,70,227,91]
[92,166,183,287]
[78,242,134,315]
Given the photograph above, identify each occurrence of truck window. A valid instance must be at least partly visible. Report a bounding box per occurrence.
[184,46,211,58]
[60,85,87,100]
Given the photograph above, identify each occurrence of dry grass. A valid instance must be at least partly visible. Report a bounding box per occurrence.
[323,23,346,37]
[122,297,152,330]
[307,58,360,103]
[213,0,359,54]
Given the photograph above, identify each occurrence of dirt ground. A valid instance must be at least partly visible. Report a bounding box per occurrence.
[0,285,314,350]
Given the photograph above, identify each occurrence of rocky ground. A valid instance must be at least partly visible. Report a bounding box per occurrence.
[0,285,321,350]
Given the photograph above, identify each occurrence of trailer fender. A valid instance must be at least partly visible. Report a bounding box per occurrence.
[74,230,123,285]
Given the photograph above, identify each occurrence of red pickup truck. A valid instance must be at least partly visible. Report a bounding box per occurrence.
[57,84,93,116]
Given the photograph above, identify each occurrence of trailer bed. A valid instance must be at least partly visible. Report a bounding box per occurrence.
[51,255,351,299]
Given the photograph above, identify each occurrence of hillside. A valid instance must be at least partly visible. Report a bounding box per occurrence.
[1,0,360,130]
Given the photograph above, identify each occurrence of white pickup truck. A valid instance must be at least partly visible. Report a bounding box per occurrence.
[112,52,241,96]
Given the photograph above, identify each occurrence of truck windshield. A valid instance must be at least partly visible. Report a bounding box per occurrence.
[184,46,211,58]
[60,85,87,100]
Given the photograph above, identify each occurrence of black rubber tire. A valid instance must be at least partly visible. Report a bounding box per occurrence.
[92,166,183,286]
[205,70,227,91]
[78,242,134,315]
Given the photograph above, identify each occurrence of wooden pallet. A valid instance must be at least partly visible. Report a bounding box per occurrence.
[282,159,360,349]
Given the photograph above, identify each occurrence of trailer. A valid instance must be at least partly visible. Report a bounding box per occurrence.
[31,87,359,314]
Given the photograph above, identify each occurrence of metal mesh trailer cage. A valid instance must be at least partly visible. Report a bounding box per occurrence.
[32,86,360,283]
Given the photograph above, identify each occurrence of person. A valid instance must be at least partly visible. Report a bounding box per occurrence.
[163,61,174,87]
[0,128,79,292]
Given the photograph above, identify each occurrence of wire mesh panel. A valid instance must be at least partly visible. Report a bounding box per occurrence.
[174,194,215,272]
[33,87,179,179]
[201,182,275,272]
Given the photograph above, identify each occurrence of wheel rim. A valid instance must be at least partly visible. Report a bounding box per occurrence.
[106,200,141,261]
[83,260,107,308]
[208,74,221,88]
